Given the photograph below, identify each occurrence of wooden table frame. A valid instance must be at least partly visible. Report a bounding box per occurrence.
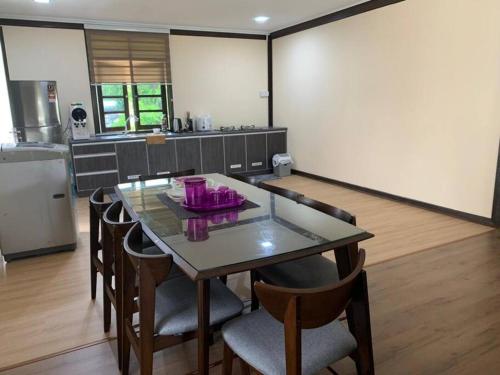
[115,185,375,375]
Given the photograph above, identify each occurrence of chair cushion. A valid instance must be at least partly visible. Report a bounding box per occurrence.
[222,309,356,375]
[154,277,243,335]
[257,255,339,288]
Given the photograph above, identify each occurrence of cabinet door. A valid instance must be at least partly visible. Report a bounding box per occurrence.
[176,138,202,174]
[147,141,177,176]
[201,137,225,174]
[115,141,149,182]
[246,134,267,171]
[73,155,117,174]
[224,135,246,173]
[267,132,287,167]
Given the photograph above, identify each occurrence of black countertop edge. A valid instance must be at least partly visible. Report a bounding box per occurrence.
[70,127,287,144]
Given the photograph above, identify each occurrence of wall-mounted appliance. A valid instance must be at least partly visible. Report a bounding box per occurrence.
[9,80,62,144]
[69,103,90,140]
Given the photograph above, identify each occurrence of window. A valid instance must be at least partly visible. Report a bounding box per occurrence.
[85,29,173,133]
[96,83,172,132]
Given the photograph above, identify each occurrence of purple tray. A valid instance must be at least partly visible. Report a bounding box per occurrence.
[181,194,247,212]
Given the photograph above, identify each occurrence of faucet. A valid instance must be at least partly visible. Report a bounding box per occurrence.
[125,115,138,134]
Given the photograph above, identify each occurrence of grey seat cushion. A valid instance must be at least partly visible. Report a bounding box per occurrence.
[257,255,339,288]
[222,309,356,375]
[155,277,243,335]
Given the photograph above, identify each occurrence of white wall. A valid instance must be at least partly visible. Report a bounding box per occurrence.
[170,35,268,127]
[273,0,500,218]
[2,26,95,134]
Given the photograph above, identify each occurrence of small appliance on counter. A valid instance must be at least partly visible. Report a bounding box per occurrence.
[69,103,90,140]
[10,80,63,144]
[195,115,213,132]
[272,153,293,177]
[0,142,77,261]
[172,118,183,133]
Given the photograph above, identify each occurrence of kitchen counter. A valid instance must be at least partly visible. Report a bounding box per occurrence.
[69,127,287,196]
[70,127,287,144]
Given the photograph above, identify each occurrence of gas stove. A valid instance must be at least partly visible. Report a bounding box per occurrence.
[219,125,260,132]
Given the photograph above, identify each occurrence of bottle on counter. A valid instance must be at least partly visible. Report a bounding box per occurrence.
[186,111,194,132]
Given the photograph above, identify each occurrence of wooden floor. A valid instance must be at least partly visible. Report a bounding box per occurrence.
[268,175,492,265]
[3,230,499,374]
[0,175,494,371]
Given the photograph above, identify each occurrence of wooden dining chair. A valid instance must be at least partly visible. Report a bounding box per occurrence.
[251,197,356,310]
[223,249,367,375]
[89,187,112,301]
[138,168,195,182]
[121,222,244,375]
[258,182,304,201]
[103,201,186,370]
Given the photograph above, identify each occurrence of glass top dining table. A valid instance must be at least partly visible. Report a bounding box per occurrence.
[115,173,375,375]
[115,173,373,281]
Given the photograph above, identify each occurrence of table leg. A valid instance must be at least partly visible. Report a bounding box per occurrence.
[197,279,210,375]
[334,243,374,375]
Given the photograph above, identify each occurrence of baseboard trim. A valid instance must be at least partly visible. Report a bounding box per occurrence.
[292,169,496,227]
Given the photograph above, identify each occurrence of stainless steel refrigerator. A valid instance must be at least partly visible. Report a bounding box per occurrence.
[9,80,63,144]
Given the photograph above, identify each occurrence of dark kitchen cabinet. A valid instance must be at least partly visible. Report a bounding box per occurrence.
[176,138,202,174]
[267,132,287,167]
[147,140,177,176]
[201,137,225,174]
[76,172,119,192]
[115,141,149,182]
[72,155,117,174]
[246,134,267,171]
[224,135,246,173]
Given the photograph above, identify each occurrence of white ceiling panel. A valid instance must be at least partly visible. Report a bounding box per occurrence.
[0,0,368,33]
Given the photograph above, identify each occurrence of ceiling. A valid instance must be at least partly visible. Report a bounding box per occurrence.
[0,0,367,33]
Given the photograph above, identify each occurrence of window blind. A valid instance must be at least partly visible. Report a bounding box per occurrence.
[85,30,172,84]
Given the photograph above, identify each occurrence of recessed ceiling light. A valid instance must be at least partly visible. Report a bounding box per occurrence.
[253,16,270,24]
[34,0,51,3]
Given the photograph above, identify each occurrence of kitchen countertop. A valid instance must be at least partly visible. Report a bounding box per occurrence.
[70,127,287,144]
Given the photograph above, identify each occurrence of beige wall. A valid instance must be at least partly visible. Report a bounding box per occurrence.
[170,35,268,127]
[3,26,95,134]
[273,0,500,218]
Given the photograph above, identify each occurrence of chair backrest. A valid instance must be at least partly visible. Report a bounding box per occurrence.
[122,222,173,361]
[297,196,356,225]
[103,200,137,265]
[227,173,260,186]
[89,187,112,216]
[254,249,366,374]
[139,169,195,182]
[258,182,304,202]
[123,222,173,285]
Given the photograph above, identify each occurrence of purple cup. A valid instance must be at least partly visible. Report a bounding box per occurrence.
[225,210,239,223]
[186,218,209,241]
[209,190,223,206]
[225,189,237,203]
[184,177,207,207]
[210,213,225,224]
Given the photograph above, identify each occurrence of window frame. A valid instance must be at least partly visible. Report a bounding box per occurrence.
[96,84,130,132]
[131,84,168,131]
[96,83,172,133]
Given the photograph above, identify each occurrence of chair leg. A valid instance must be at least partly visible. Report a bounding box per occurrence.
[102,224,112,333]
[250,270,260,311]
[89,207,99,300]
[90,256,97,300]
[239,359,251,375]
[140,352,154,375]
[223,341,234,375]
[121,330,131,375]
